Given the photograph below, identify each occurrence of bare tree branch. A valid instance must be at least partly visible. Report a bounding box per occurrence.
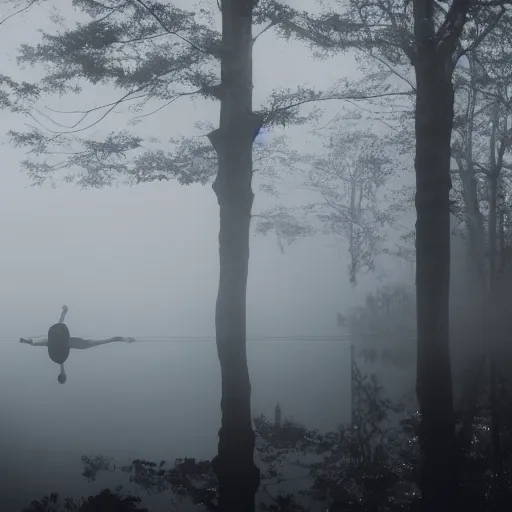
[0,0,37,27]
[131,0,210,55]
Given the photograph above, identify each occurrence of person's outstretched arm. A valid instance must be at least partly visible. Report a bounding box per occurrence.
[69,336,135,349]
[19,337,48,346]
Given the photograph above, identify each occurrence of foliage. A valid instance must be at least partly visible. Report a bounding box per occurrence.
[450,19,512,267]
[272,0,511,64]
[6,0,327,188]
[308,129,399,283]
[9,119,307,189]
[24,391,512,512]
[255,125,404,284]
[77,359,418,512]
[0,0,47,113]
[254,205,316,253]
[255,1,512,279]
[250,2,512,279]
[22,488,147,512]
[6,0,444,193]
[72,377,512,512]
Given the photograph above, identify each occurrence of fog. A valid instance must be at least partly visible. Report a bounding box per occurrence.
[0,2,366,510]
[0,130,354,509]
[0,1,479,511]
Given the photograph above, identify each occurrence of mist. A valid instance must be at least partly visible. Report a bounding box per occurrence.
[0,2,358,509]
[1,1,507,511]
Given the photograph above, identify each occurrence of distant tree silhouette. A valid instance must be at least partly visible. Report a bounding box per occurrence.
[340,284,416,369]
[256,126,404,285]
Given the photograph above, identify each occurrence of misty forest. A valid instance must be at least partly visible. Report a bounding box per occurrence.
[3,0,512,511]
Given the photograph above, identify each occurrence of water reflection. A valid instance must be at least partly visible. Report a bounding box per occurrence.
[0,339,351,510]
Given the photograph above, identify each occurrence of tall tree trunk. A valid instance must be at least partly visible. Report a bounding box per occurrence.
[498,209,504,270]
[208,1,263,511]
[487,101,503,485]
[414,45,457,510]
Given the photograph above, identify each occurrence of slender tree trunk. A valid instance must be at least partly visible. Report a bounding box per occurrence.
[498,210,504,270]
[414,47,457,510]
[488,175,498,284]
[487,183,505,493]
[207,1,262,511]
[488,103,503,484]
[488,101,499,279]
[461,56,486,279]
[455,55,487,461]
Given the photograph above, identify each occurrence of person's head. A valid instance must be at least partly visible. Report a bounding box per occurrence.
[58,363,67,384]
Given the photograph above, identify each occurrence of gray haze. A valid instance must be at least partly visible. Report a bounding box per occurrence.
[0,1,419,511]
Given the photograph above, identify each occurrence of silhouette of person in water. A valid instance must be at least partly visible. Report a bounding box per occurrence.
[19,305,134,384]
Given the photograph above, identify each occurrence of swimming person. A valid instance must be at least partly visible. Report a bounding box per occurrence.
[19,305,135,384]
